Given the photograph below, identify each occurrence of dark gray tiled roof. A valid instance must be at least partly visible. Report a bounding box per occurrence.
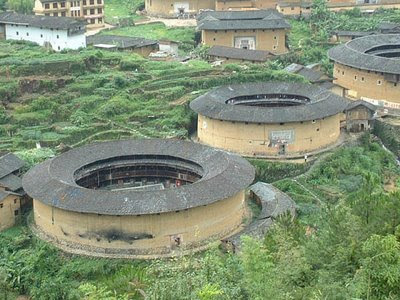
[208,46,275,61]
[197,10,290,31]
[378,22,400,31]
[87,35,158,49]
[333,30,375,37]
[0,12,86,30]
[346,100,377,111]
[284,63,326,82]
[0,174,22,192]
[328,34,400,75]
[0,153,24,179]
[190,82,349,123]
[22,139,255,215]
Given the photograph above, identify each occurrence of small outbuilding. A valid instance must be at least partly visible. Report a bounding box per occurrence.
[345,100,376,132]
[87,35,159,57]
[0,153,25,232]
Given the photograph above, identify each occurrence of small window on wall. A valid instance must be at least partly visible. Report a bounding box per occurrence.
[57,34,59,39]
[312,120,316,124]
[0,203,3,208]
[361,77,365,82]
[14,210,19,216]
[58,46,60,50]
[342,71,345,75]
[377,80,382,85]
[354,75,357,80]
[16,31,19,35]
[273,45,277,50]
[41,34,43,37]
[61,12,66,16]
[26,32,29,36]
[45,3,50,8]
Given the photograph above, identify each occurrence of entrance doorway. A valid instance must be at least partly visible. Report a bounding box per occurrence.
[278,144,286,155]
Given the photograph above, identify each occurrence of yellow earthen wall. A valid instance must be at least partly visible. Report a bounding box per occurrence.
[145,0,215,16]
[33,191,245,252]
[0,195,20,232]
[202,29,288,54]
[34,0,104,28]
[277,4,312,15]
[197,113,342,156]
[333,63,400,104]
[216,0,278,10]
[216,0,253,10]
[347,107,370,121]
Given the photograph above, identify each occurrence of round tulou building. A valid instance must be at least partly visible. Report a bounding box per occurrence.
[328,34,400,108]
[22,139,254,258]
[190,82,349,157]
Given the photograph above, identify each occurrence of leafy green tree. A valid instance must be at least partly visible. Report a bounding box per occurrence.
[7,0,34,14]
[353,233,400,299]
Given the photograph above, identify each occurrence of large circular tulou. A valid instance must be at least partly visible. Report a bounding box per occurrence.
[190,81,349,157]
[22,139,255,258]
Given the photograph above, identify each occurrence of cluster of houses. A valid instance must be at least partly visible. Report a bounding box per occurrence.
[145,0,400,17]
[1,0,399,258]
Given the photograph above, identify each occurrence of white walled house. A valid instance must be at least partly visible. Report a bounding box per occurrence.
[0,12,86,51]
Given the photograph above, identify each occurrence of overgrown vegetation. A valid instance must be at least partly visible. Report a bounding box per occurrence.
[104,0,145,24]
[0,40,305,152]
[1,3,400,299]
[271,5,400,73]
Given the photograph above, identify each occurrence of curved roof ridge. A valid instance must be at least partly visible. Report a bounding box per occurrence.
[190,82,349,123]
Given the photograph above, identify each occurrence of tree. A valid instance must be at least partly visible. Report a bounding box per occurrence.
[353,233,400,299]
[7,0,34,14]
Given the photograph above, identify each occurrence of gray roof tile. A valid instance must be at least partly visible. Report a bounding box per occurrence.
[0,153,24,179]
[22,139,255,215]
[0,12,86,30]
[87,35,158,49]
[197,9,290,31]
[328,34,400,75]
[208,45,275,61]
[190,82,349,123]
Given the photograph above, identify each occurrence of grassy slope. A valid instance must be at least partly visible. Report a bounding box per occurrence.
[104,0,145,23]
[0,40,305,153]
